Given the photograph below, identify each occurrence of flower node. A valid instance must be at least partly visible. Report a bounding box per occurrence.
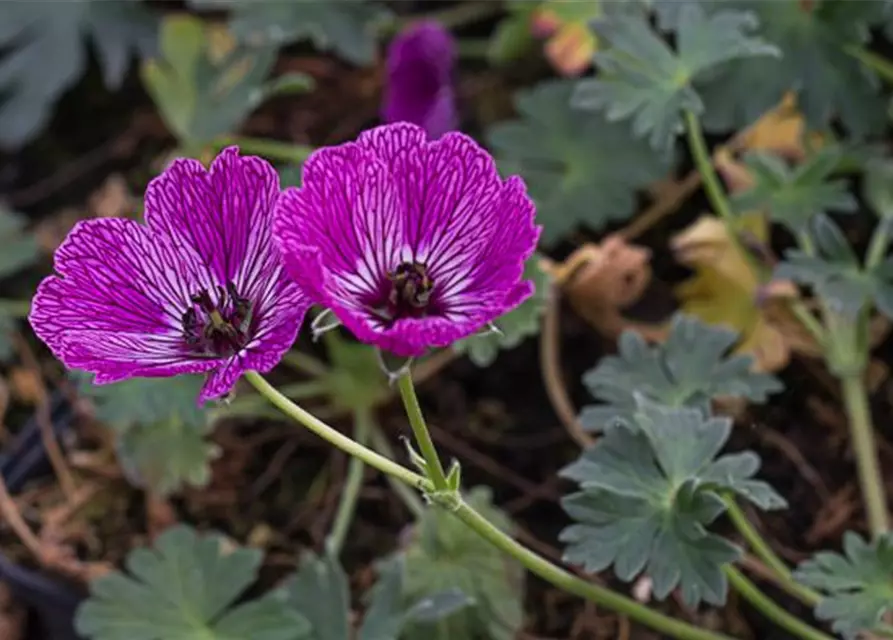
[387,262,434,316]
[183,282,253,357]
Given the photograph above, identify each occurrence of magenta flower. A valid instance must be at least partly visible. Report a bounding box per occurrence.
[29,148,309,403]
[382,20,458,139]
[274,122,540,358]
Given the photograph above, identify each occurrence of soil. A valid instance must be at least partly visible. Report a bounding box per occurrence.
[0,9,889,640]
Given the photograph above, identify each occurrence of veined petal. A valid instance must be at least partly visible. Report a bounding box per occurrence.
[29,218,200,359]
[274,143,404,305]
[144,147,280,295]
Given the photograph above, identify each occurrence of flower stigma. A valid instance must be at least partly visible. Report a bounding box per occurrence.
[388,261,434,317]
[182,282,254,357]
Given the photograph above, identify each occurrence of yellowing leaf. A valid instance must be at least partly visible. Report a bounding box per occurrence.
[672,215,801,372]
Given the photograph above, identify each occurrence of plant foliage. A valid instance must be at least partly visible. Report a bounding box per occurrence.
[732,146,857,232]
[75,525,310,640]
[580,314,782,431]
[573,4,778,152]
[794,532,893,639]
[488,80,673,245]
[561,398,785,607]
[0,206,40,359]
[0,0,157,147]
[188,0,390,65]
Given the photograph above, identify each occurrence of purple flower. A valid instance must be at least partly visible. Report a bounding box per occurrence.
[274,122,540,358]
[30,148,309,403]
[382,20,458,139]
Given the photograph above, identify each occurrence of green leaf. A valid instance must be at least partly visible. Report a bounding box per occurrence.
[141,14,278,146]
[696,0,887,138]
[399,487,524,640]
[321,334,390,412]
[188,0,390,65]
[561,400,785,607]
[580,313,782,431]
[774,214,893,318]
[487,2,538,65]
[0,206,40,360]
[732,146,857,232]
[286,551,351,640]
[573,4,778,152]
[0,0,157,148]
[794,532,893,639]
[487,79,672,245]
[452,255,550,366]
[75,525,310,640]
[863,158,893,220]
[74,374,218,495]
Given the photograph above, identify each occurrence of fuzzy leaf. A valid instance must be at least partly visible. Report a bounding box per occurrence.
[573,4,778,152]
[580,313,782,431]
[488,79,672,245]
[732,146,857,232]
[794,532,893,639]
[400,487,523,640]
[188,0,390,65]
[696,0,886,137]
[561,400,785,607]
[73,374,217,495]
[287,552,351,640]
[0,0,157,148]
[141,14,278,146]
[774,214,893,318]
[75,525,310,640]
[453,255,550,366]
[0,206,40,359]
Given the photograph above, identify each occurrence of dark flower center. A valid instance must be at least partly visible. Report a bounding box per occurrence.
[386,262,434,317]
[182,282,253,357]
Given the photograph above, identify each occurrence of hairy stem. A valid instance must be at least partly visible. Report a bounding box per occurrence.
[325,409,372,556]
[683,110,826,346]
[245,371,734,640]
[244,372,428,490]
[396,372,449,490]
[368,423,427,518]
[840,372,889,537]
[724,567,832,640]
[724,498,820,606]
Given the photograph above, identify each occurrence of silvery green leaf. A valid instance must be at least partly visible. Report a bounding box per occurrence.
[795,532,893,639]
[580,313,782,432]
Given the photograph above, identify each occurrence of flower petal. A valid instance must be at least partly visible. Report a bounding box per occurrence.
[29,218,206,373]
[274,142,404,306]
[144,147,280,293]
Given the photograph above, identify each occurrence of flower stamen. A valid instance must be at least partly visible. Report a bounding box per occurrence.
[388,262,434,316]
[182,282,253,356]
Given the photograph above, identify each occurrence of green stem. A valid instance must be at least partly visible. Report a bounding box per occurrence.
[454,502,734,640]
[214,380,329,419]
[865,222,892,271]
[246,371,733,640]
[396,372,449,490]
[210,136,314,164]
[845,45,893,86]
[724,567,832,640]
[369,423,427,518]
[325,409,372,556]
[0,299,31,317]
[244,371,429,491]
[724,498,820,606]
[840,372,889,537]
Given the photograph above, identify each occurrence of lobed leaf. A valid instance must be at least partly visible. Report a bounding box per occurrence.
[0,0,157,147]
[573,4,778,152]
[188,0,390,65]
[794,532,893,639]
[75,525,310,640]
[488,80,672,245]
[580,313,782,431]
[732,145,857,232]
[561,400,785,607]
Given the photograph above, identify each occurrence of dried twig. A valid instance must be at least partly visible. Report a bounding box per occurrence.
[0,473,43,560]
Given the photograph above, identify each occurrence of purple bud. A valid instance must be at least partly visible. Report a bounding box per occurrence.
[382,20,458,139]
